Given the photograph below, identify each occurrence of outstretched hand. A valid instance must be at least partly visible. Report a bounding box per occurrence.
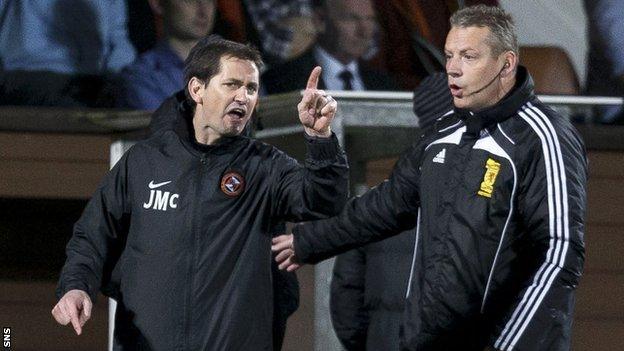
[272,234,302,272]
[51,289,92,335]
[298,66,337,137]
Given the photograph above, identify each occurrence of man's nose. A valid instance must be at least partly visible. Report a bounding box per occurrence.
[446,57,461,78]
[234,87,249,103]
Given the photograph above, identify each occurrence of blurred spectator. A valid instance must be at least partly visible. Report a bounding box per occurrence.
[584,0,624,124]
[244,0,316,65]
[331,229,416,350]
[330,72,451,351]
[118,0,216,110]
[262,0,397,94]
[0,0,135,107]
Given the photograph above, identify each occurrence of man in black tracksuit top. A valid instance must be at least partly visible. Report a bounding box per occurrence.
[52,38,349,350]
[273,6,587,350]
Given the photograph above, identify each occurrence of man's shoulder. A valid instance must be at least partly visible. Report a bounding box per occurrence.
[247,137,292,159]
[499,100,585,158]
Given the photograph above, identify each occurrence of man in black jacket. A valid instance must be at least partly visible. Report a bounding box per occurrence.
[273,5,587,350]
[52,37,349,350]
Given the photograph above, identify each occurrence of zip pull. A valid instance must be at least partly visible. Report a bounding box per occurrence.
[200,154,208,165]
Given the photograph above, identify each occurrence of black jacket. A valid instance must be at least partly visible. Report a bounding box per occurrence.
[56,99,349,350]
[331,229,416,351]
[293,67,587,350]
[262,49,398,95]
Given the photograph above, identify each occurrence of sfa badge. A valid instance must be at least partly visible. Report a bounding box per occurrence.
[220,171,245,197]
[478,158,501,198]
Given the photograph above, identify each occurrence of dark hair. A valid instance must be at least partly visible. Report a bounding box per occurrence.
[183,35,264,105]
[450,5,518,56]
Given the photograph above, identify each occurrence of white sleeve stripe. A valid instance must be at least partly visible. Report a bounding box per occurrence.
[494,103,570,350]
[495,109,562,349]
[405,208,421,298]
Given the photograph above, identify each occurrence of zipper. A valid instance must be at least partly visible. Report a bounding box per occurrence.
[183,153,209,349]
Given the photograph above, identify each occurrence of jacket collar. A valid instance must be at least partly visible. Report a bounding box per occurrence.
[454,65,535,136]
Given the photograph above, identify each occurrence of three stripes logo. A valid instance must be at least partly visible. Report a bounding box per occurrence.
[433,148,446,163]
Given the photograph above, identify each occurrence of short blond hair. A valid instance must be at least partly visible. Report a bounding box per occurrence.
[450,5,518,56]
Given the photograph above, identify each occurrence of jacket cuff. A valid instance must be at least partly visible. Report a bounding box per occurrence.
[304,132,342,163]
[293,224,322,264]
[56,279,98,303]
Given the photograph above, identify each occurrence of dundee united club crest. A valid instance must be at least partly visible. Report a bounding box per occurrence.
[220,171,245,197]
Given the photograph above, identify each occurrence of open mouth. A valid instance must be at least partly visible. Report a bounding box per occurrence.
[226,107,246,119]
[449,84,463,97]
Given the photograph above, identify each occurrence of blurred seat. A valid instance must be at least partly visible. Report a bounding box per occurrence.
[520,46,580,95]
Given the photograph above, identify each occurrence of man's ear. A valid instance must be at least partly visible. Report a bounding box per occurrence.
[147,0,164,17]
[188,77,204,105]
[501,51,518,77]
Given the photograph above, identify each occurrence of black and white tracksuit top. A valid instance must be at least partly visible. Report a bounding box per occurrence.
[294,67,587,350]
[56,103,349,351]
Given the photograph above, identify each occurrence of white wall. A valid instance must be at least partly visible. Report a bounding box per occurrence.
[499,0,588,85]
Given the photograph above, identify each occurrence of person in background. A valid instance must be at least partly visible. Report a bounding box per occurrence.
[118,0,216,110]
[243,0,317,65]
[584,0,624,124]
[0,0,135,107]
[329,72,452,351]
[330,229,416,350]
[262,0,397,94]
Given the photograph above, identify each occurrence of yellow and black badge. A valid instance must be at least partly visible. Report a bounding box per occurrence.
[220,171,245,197]
[478,158,501,198]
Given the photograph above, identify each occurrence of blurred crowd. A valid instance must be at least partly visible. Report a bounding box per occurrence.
[0,0,621,120]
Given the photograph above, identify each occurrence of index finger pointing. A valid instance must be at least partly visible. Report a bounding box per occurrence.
[66,304,82,335]
[306,66,322,90]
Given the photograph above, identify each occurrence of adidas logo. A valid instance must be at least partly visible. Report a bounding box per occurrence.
[433,148,446,163]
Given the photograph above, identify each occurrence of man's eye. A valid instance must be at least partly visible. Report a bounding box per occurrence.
[247,86,257,93]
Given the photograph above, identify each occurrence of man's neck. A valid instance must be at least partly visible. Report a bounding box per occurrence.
[495,75,517,106]
[192,114,219,145]
[167,37,199,61]
[473,75,518,112]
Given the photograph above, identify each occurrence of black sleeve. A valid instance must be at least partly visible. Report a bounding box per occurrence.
[491,117,587,351]
[330,247,369,350]
[271,132,349,222]
[55,152,132,302]
[293,140,424,264]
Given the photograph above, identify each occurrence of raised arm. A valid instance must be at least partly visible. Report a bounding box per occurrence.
[270,67,349,222]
